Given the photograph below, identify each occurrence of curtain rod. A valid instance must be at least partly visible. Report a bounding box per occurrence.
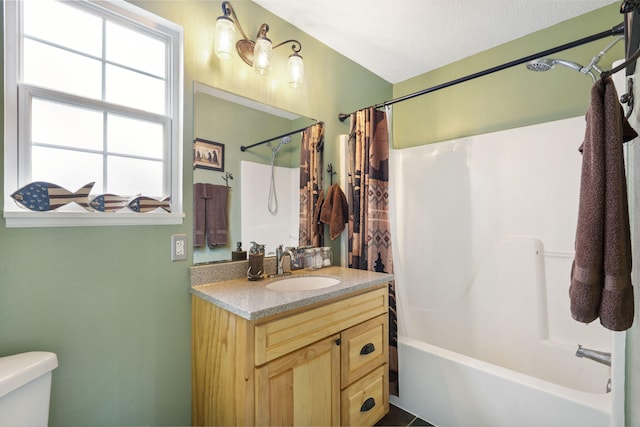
[338,22,625,122]
[240,121,322,152]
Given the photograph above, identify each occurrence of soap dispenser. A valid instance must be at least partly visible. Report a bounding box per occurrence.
[247,242,265,281]
[232,241,247,261]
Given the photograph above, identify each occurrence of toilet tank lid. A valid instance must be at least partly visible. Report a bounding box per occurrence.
[0,351,58,398]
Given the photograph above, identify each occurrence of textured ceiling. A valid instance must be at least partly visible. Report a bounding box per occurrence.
[253,0,619,83]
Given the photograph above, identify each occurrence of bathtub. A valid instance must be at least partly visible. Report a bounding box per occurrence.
[390,238,623,427]
[392,335,618,427]
[387,117,626,427]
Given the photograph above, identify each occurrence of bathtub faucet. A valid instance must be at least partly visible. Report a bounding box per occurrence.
[575,344,611,366]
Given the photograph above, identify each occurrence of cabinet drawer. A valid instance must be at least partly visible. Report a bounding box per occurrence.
[341,364,388,427]
[255,287,388,365]
[341,314,388,388]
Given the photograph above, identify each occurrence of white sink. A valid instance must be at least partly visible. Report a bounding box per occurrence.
[266,276,340,291]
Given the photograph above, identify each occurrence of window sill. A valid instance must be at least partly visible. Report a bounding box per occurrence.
[4,209,185,228]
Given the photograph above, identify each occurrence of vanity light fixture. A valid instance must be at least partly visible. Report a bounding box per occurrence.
[214,1,304,88]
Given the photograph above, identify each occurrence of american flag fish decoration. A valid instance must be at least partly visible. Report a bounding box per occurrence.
[10,182,95,211]
[127,196,171,213]
[11,181,170,213]
[88,194,132,212]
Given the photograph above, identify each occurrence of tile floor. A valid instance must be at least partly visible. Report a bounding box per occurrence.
[375,404,434,426]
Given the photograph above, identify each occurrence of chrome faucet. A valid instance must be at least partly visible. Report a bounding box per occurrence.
[270,244,293,277]
[575,345,611,366]
[275,245,284,275]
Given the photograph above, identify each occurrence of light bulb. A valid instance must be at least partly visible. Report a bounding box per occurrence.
[253,37,272,75]
[215,16,235,60]
[288,53,304,88]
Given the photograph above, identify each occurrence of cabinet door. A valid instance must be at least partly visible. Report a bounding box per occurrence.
[255,334,341,426]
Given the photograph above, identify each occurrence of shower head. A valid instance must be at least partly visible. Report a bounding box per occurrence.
[527,36,623,82]
[526,60,550,72]
[526,58,596,82]
[526,58,555,72]
[269,135,292,155]
[276,136,292,151]
[526,58,582,72]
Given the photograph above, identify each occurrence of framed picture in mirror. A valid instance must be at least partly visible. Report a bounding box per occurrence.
[194,138,224,171]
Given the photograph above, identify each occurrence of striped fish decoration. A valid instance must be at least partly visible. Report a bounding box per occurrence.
[10,182,95,211]
[127,196,171,213]
[89,194,131,212]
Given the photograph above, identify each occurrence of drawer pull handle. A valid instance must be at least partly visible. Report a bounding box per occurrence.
[360,343,375,355]
[360,397,376,412]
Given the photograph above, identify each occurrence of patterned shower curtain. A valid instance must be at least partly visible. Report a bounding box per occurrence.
[299,122,324,247]
[347,108,399,396]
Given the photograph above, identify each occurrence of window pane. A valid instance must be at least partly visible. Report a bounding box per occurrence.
[24,0,102,57]
[32,98,103,151]
[106,21,166,78]
[107,156,164,196]
[107,115,164,159]
[31,146,104,193]
[10,0,181,223]
[24,39,102,99]
[106,64,165,114]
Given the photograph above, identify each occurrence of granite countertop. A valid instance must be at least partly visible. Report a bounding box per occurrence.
[190,266,393,321]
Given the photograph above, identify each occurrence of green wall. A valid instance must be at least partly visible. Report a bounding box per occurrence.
[0,1,390,426]
[393,4,624,147]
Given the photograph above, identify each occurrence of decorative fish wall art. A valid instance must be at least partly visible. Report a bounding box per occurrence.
[10,181,95,211]
[127,196,171,213]
[10,181,172,213]
[88,194,132,212]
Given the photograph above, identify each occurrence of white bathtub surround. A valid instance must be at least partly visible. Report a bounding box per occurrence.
[390,239,616,427]
[389,116,623,427]
[240,160,299,253]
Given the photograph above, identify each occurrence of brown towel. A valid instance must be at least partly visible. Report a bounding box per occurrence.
[570,77,637,331]
[319,184,348,240]
[313,189,324,226]
[193,183,229,248]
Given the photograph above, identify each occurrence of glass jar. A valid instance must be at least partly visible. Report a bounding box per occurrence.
[314,249,324,269]
[321,247,333,267]
[304,248,319,270]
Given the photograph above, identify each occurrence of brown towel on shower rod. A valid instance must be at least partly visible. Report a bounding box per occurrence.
[570,76,637,331]
[193,183,229,248]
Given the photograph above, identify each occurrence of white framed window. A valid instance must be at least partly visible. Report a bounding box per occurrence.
[4,0,184,227]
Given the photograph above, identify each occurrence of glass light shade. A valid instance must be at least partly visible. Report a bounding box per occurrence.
[215,16,235,60]
[288,54,304,88]
[253,37,272,75]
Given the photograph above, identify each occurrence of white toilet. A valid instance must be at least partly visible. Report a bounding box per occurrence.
[0,352,58,427]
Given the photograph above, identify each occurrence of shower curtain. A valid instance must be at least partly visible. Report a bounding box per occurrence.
[347,108,399,396]
[299,122,324,247]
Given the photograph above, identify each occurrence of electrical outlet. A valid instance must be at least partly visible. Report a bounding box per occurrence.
[171,234,187,261]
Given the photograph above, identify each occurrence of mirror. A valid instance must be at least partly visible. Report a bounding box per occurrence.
[193,82,317,264]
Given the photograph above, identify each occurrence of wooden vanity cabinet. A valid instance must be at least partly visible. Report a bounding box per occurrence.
[192,284,389,426]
